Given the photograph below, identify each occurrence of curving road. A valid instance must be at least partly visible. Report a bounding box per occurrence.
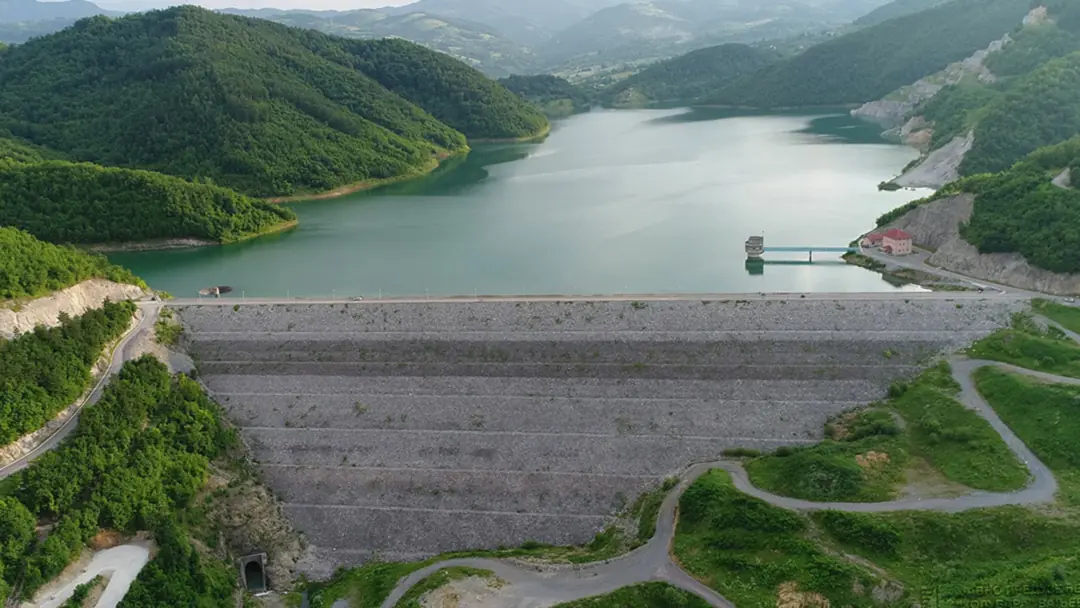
[376,318,1073,608]
[0,301,161,480]
[32,542,152,608]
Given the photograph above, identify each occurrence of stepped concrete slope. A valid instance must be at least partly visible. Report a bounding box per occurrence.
[173,297,1022,575]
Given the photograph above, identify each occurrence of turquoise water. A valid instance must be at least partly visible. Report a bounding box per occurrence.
[110,109,929,298]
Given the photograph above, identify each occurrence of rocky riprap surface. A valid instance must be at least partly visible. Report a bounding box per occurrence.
[173,298,1020,575]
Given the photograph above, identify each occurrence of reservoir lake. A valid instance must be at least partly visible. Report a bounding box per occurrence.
[110,109,931,298]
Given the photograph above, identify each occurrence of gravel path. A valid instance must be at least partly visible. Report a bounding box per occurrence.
[376,320,1070,608]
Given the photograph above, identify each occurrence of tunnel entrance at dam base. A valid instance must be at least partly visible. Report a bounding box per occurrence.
[239,553,268,594]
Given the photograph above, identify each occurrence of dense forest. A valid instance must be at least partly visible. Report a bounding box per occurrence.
[3,357,235,604]
[498,75,593,117]
[0,300,135,445]
[701,0,1030,107]
[0,227,144,300]
[599,44,779,108]
[330,38,547,139]
[0,159,297,244]
[911,137,1080,274]
[904,6,1080,178]
[0,7,546,197]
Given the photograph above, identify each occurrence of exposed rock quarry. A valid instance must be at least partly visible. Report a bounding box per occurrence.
[886,193,975,250]
[887,194,1080,294]
[894,131,974,189]
[0,279,146,339]
[852,34,1010,128]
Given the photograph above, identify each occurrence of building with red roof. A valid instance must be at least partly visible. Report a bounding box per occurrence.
[861,232,884,248]
[882,228,913,256]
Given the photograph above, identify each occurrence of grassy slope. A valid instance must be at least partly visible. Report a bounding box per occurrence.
[967,313,1080,379]
[552,583,712,607]
[746,363,1028,501]
[393,567,495,608]
[673,470,879,608]
[813,368,1080,605]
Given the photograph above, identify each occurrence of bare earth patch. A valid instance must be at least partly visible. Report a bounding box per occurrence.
[855,451,890,469]
[0,279,145,338]
[777,582,830,608]
[421,576,512,608]
[899,457,971,500]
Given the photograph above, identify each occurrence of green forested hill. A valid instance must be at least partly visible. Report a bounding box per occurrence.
[0,227,144,300]
[0,160,297,245]
[907,9,1080,176]
[938,138,1080,273]
[702,0,1030,108]
[599,43,779,108]
[960,51,1080,175]
[0,136,64,164]
[0,7,546,197]
[327,38,547,140]
[499,75,592,117]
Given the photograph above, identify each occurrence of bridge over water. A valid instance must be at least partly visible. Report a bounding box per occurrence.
[745,236,858,261]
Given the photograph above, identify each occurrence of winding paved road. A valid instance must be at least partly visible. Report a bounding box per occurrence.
[0,301,161,480]
[376,319,1073,608]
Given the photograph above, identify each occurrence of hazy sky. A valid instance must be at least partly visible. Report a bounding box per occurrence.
[91,0,415,10]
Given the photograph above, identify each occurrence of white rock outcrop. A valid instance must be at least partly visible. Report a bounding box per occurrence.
[894,130,974,189]
[0,279,146,339]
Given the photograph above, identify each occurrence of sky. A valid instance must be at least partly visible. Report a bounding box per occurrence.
[89,0,414,10]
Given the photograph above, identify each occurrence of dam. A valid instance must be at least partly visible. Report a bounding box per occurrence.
[172,296,1022,576]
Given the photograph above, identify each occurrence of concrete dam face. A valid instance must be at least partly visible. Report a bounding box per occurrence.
[174,297,1020,575]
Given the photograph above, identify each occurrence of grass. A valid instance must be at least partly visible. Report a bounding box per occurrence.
[809,365,1080,606]
[304,526,641,607]
[155,319,182,345]
[552,582,713,607]
[974,367,1080,503]
[745,363,1027,501]
[672,470,882,608]
[629,477,678,545]
[1033,299,1080,334]
[968,312,1080,378]
[394,567,497,608]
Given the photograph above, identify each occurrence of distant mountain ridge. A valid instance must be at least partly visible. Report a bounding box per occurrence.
[599,43,780,108]
[0,0,112,23]
[221,8,535,77]
[703,0,1032,108]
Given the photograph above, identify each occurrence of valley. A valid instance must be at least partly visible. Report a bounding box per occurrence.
[6,0,1080,607]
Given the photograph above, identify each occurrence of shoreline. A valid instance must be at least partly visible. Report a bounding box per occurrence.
[83,219,299,253]
[264,153,455,204]
[469,123,552,144]
[262,122,551,204]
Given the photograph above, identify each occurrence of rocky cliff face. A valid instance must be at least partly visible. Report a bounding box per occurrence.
[894,130,974,189]
[888,193,1080,294]
[851,33,1010,128]
[0,279,146,338]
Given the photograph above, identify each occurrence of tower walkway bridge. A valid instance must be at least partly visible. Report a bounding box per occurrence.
[745,236,858,262]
